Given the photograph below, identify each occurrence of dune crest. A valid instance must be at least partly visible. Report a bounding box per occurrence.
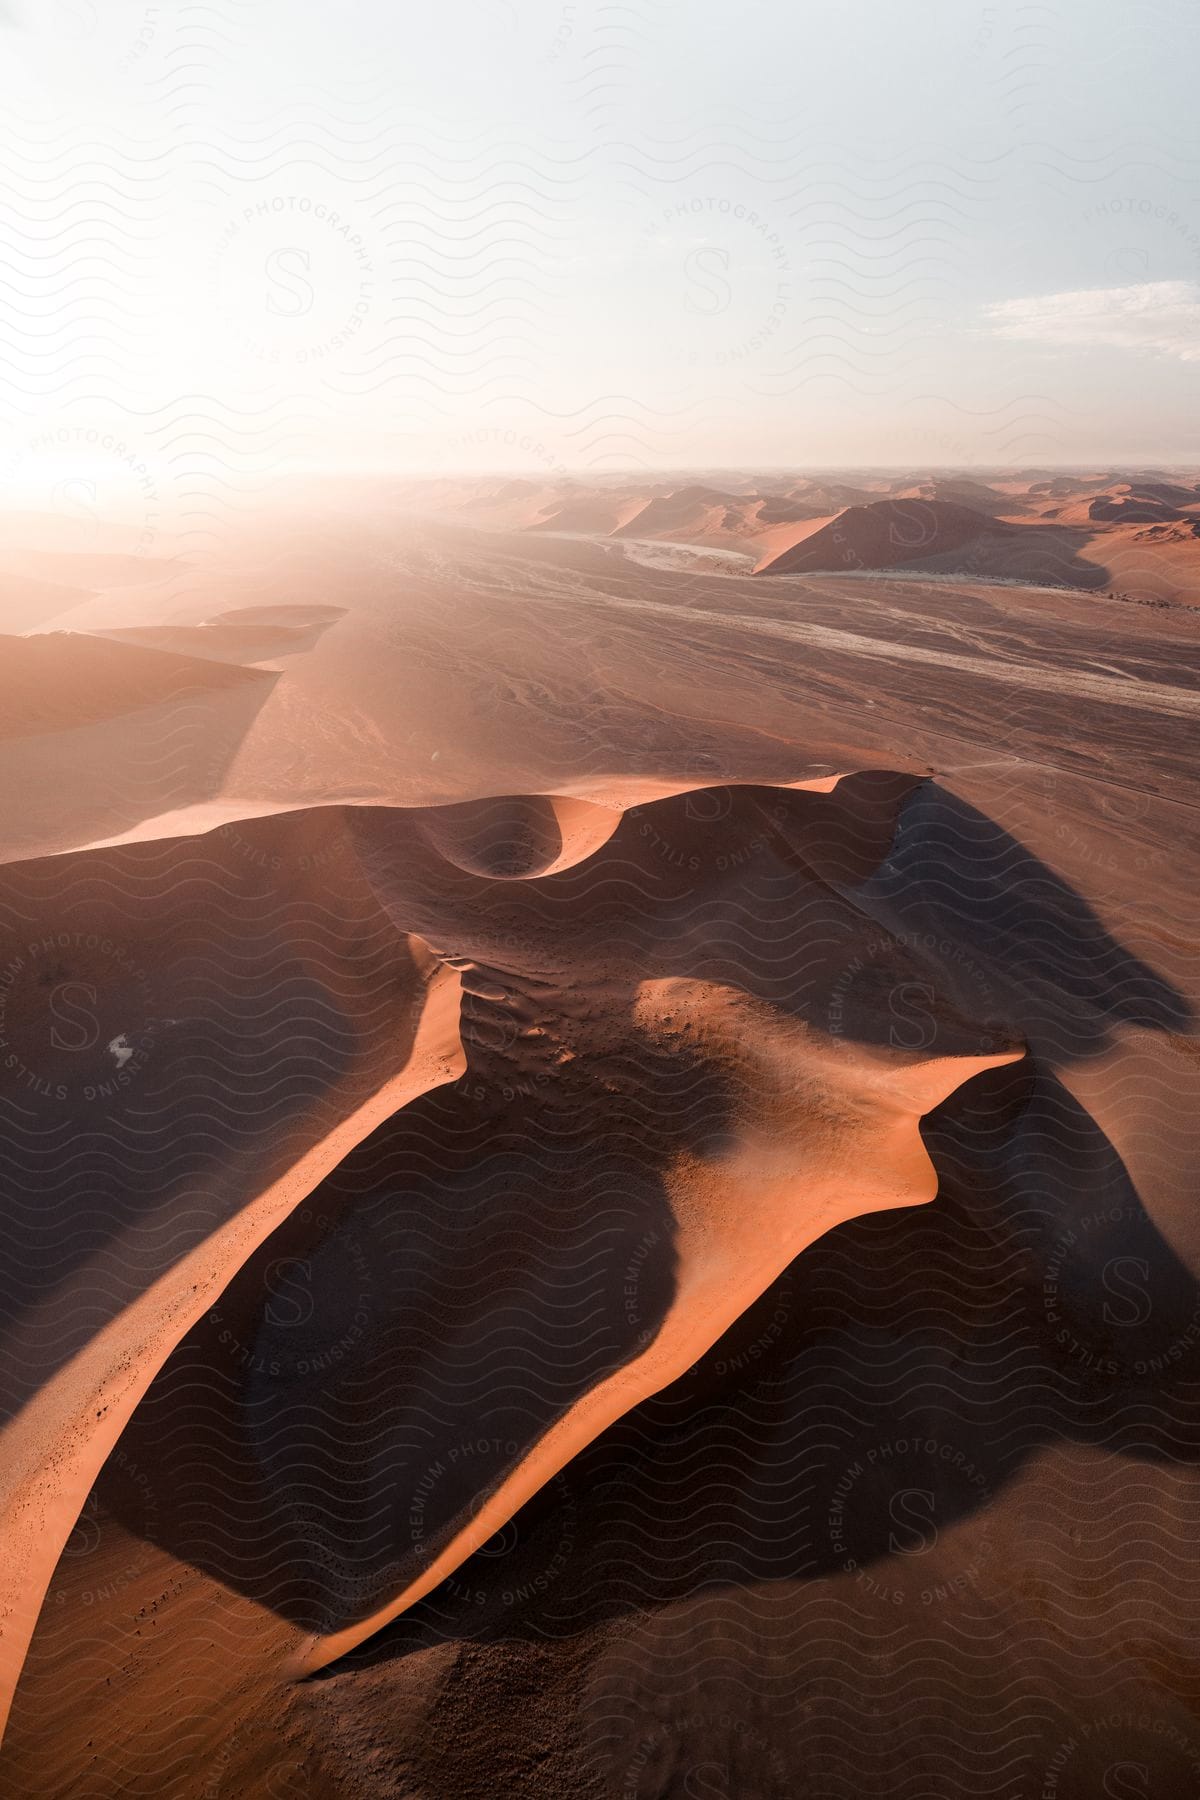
[0,765,1016,1734]
[290,979,1018,1675]
[0,944,464,1744]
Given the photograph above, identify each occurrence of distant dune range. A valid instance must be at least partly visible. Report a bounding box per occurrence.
[2,494,1200,1795]
[399,467,1200,606]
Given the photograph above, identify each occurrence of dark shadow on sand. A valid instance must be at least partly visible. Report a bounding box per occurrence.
[70,776,1196,1666]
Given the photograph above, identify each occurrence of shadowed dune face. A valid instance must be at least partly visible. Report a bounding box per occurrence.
[7,757,1193,1800]
[413,792,622,879]
[755,499,1019,576]
[752,498,1118,591]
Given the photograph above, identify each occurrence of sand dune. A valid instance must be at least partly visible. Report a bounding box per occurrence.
[885,475,1017,516]
[0,808,464,1743]
[0,573,95,637]
[90,624,326,664]
[288,984,1015,1677]
[0,771,1015,1743]
[2,493,1199,1795]
[408,470,1200,606]
[525,497,650,536]
[91,605,348,667]
[0,630,280,863]
[412,791,624,877]
[0,631,272,740]
[747,493,1200,602]
[612,485,745,539]
[754,498,1019,576]
[1088,494,1197,524]
[211,604,349,629]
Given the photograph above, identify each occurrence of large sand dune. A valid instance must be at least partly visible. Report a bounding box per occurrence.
[0,631,273,740]
[753,498,1023,577]
[404,469,1200,607]
[2,490,1199,1795]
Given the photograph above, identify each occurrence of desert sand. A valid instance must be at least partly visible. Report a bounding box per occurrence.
[2,478,1199,1796]
[397,469,1200,609]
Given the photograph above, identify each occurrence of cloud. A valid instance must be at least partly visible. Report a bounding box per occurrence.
[984,280,1200,362]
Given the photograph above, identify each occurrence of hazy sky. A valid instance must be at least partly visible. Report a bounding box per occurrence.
[1,0,1198,501]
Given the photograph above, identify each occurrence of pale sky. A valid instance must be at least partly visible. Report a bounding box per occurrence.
[1,0,1198,502]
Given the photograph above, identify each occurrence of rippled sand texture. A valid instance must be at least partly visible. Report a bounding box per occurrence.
[2,504,1199,1797]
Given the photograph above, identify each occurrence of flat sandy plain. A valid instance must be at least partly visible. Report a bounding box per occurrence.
[2,485,1199,1797]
